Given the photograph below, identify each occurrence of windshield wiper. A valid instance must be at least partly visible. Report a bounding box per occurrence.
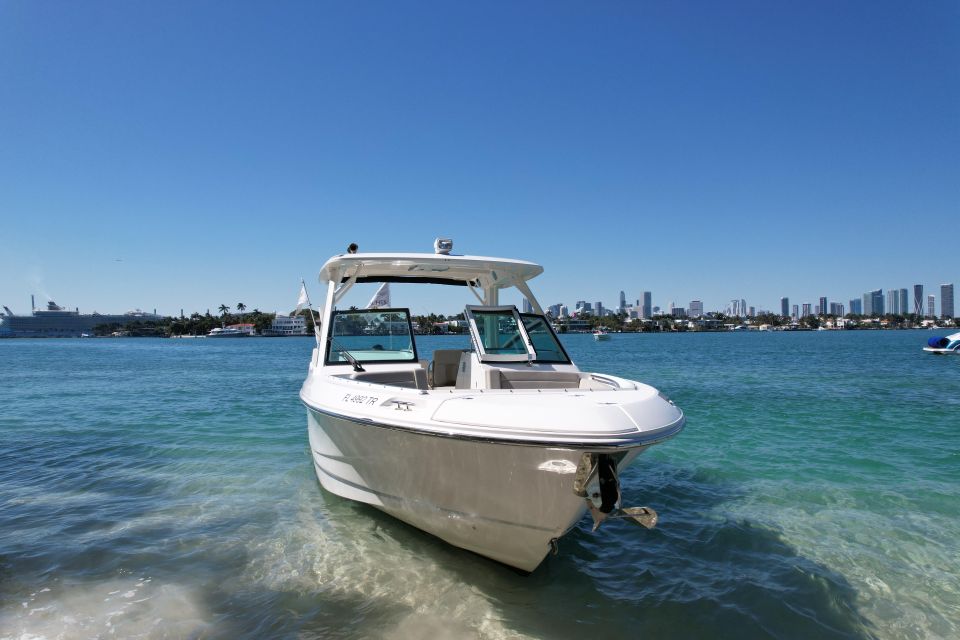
[328,336,365,372]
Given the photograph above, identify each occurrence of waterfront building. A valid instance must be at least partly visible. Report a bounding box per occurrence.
[887,290,899,315]
[914,285,924,316]
[940,284,954,318]
[270,314,307,335]
[559,305,569,319]
[870,290,884,316]
[819,297,827,316]
[802,303,812,318]
[927,295,935,318]
[642,292,652,319]
[781,297,789,317]
[829,302,844,316]
[899,289,909,316]
[672,306,687,318]
[849,299,862,315]
[689,300,704,318]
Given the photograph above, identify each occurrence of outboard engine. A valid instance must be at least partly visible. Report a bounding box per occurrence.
[584,453,658,532]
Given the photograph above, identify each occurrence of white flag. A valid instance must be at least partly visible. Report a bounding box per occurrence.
[295,282,310,314]
[366,282,391,309]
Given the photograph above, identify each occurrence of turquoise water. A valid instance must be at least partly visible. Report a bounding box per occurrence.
[1,332,957,639]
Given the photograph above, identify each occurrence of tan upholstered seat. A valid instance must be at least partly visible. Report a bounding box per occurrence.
[497,370,582,389]
[430,350,463,387]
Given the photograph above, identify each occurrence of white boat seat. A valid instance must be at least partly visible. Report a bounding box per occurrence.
[494,370,582,390]
[430,350,463,388]
[349,369,428,390]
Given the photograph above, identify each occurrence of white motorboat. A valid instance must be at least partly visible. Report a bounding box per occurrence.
[593,329,611,341]
[924,332,960,354]
[300,241,685,572]
[207,325,252,338]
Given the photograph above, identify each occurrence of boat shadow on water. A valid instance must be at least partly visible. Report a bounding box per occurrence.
[319,464,877,640]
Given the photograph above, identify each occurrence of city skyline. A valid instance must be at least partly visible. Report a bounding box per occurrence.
[1,3,957,317]
[538,278,957,320]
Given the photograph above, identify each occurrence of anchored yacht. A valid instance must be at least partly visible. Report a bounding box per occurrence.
[300,240,685,571]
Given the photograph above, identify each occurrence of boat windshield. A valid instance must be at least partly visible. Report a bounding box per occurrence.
[465,306,571,364]
[325,308,418,365]
[470,308,529,357]
[520,313,571,364]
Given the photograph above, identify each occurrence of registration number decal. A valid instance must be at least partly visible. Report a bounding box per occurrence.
[342,394,379,406]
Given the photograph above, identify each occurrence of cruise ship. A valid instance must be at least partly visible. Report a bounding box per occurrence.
[0,298,163,338]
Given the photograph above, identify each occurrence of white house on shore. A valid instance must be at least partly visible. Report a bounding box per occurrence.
[270,313,307,335]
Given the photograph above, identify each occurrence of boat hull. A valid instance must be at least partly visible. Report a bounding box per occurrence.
[305,404,644,571]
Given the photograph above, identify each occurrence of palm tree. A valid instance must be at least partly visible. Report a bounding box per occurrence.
[236,303,246,320]
[218,304,230,317]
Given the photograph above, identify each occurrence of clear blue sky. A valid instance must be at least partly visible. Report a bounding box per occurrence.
[1,1,957,317]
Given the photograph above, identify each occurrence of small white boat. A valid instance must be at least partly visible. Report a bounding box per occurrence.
[923,332,960,354]
[593,329,611,341]
[207,325,251,338]
[300,240,684,572]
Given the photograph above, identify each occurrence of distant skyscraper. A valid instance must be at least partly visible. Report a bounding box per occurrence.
[559,305,569,318]
[871,289,884,316]
[830,302,845,316]
[941,284,954,318]
[862,293,872,317]
[899,289,908,317]
[819,297,827,316]
[802,303,811,318]
[595,301,603,317]
[522,299,532,313]
[748,306,755,317]
[781,297,789,317]
[689,300,704,318]
[887,289,898,315]
[914,284,924,315]
[642,292,652,319]
[741,299,747,317]
[849,298,862,315]
[927,295,935,318]
[619,290,626,312]
[792,304,799,319]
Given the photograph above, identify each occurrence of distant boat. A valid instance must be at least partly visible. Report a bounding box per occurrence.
[923,332,960,354]
[593,329,611,341]
[208,324,253,338]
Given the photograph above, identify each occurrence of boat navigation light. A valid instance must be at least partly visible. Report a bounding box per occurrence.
[434,238,453,255]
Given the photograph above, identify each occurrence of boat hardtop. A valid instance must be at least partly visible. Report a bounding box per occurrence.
[319,252,544,295]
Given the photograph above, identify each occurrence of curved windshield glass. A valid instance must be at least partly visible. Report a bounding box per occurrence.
[521,314,571,363]
[471,309,528,355]
[325,309,417,364]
